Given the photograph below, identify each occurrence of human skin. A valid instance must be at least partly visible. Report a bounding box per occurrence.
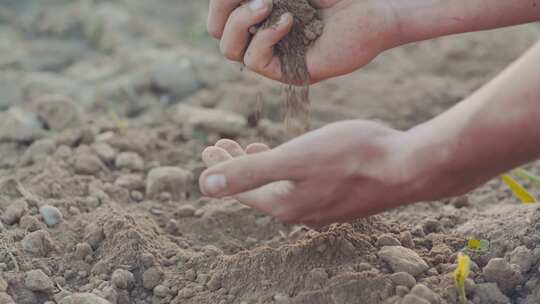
[199,41,540,226]
[207,0,540,83]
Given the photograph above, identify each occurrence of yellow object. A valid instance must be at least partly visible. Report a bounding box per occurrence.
[501,174,536,204]
[454,252,471,304]
[466,239,489,251]
[514,168,540,189]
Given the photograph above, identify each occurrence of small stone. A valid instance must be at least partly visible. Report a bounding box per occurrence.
[176,205,196,218]
[39,205,63,227]
[376,234,401,247]
[483,258,523,292]
[153,285,170,297]
[84,224,105,249]
[1,199,28,225]
[509,246,535,273]
[410,284,440,304]
[0,277,8,292]
[401,294,430,304]
[473,283,510,304]
[21,229,54,256]
[91,142,117,163]
[74,154,104,175]
[423,219,441,234]
[131,191,143,202]
[0,293,15,304]
[115,152,144,171]
[142,267,163,290]
[146,167,193,200]
[59,293,112,304]
[395,285,409,297]
[114,174,144,191]
[273,293,290,303]
[74,243,93,260]
[378,246,429,277]
[33,94,81,131]
[171,104,247,137]
[389,272,416,289]
[149,58,201,102]
[24,269,54,292]
[0,107,45,143]
[20,138,56,166]
[111,269,134,290]
[207,274,222,291]
[304,268,328,290]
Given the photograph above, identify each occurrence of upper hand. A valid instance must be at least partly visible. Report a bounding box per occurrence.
[207,0,400,84]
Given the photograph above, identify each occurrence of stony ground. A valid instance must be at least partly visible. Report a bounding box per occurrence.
[1,1,540,304]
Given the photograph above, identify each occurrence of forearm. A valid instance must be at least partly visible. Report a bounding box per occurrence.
[388,0,540,45]
[407,41,540,198]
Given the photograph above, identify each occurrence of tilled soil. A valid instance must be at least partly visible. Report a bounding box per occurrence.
[1,1,540,304]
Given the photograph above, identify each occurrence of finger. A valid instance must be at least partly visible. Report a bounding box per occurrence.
[220,0,273,62]
[207,0,244,39]
[215,139,245,157]
[245,143,270,154]
[243,13,293,81]
[199,149,296,197]
[202,146,233,167]
[236,180,294,215]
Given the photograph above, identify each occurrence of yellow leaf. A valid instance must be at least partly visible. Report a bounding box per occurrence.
[454,252,470,304]
[501,174,536,204]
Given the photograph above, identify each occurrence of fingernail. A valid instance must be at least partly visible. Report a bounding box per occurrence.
[204,174,227,196]
[249,0,265,11]
[278,13,290,24]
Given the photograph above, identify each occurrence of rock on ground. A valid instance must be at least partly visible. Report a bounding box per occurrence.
[39,205,63,227]
[146,166,193,200]
[21,229,55,256]
[171,104,247,137]
[0,108,44,143]
[473,283,510,304]
[378,246,429,277]
[0,199,28,225]
[0,292,15,304]
[33,94,81,131]
[482,257,523,292]
[24,269,54,292]
[508,246,535,273]
[59,293,112,304]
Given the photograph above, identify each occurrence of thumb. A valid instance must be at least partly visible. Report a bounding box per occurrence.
[199,150,291,197]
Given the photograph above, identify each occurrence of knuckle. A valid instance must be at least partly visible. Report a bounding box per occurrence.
[220,43,242,61]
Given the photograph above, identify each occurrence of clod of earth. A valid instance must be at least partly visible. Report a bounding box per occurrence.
[262,0,323,135]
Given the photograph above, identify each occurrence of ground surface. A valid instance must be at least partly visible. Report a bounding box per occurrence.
[1,1,540,304]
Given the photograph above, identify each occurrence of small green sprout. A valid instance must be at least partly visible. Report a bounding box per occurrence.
[466,239,489,252]
[454,252,471,304]
[501,174,536,204]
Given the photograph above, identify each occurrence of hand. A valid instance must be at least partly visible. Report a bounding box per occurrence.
[207,0,399,83]
[199,121,434,226]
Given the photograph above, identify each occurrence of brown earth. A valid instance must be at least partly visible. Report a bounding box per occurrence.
[1,1,540,304]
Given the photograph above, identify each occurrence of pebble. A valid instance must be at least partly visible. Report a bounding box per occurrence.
[176,205,196,218]
[21,229,54,256]
[508,246,535,273]
[33,94,81,131]
[74,243,93,260]
[74,153,104,175]
[171,104,247,137]
[111,269,134,290]
[473,283,510,304]
[20,138,56,165]
[395,285,409,297]
[378,246,429,277]
[114,174,144,191]
[389,272,416,289]
[59,293,112,304]
[0,107,45,143]
[39,205,63,227]
[149,58,201,102]
[0,277,7,292]
[24,269,54,292]
[115,152,144,171]
[146,166,193,200]
[376,234,401,247]
[0,220,4,232]
[91,142,117,163]
[483,258,523,292]
[153,284,170,297]
[304,268,328,290]
[410,284,440,304]
[142,267,163,290]
[0,293,15,304]
[1,199,28,225]
[401,294,430,304]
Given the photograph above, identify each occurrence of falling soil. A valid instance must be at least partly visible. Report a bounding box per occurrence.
[262,0,324,136]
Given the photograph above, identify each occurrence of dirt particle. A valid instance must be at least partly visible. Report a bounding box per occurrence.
[111,269,134,290]
[21,229,55,256]
[142,267,163,290]
[146,166,193,200]
[24,269,54,292]
[376,234,401,247]
[74,153,104,175]
[74,242,93,260]
[378,246,429,277]
[262,0,323,135]
[33,94,82,131]
[1,199,28,225]
[39,205,63,227]
[59,293,112,304]
[115,152,144,171]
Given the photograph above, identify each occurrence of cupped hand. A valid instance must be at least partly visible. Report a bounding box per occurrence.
[207,0,399,83]
[199,121,429,226]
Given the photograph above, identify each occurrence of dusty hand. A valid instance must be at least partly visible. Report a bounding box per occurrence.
[207,0,399,83]
[200,121,428,225]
